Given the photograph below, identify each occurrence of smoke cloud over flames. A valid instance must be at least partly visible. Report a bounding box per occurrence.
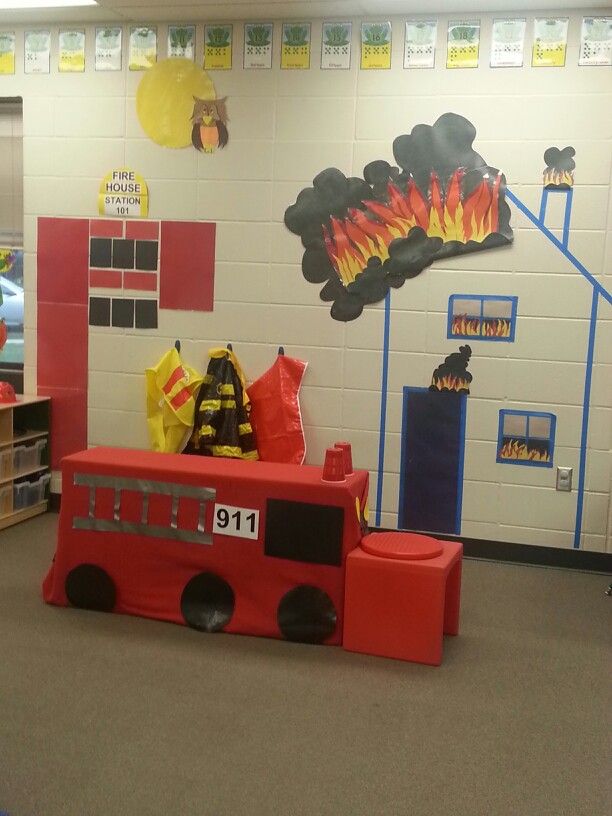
[543,146,575,189]
[284,113,513,321]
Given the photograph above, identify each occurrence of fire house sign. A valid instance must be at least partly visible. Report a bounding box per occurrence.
[98,167,149,218]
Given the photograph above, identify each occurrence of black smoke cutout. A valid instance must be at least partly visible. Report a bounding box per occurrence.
[429,345,473,394]
[543,146,576,189]
[284,113,513,322]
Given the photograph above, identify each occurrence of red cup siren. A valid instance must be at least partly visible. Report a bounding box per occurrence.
[334,441,353,475]
[321,447,345,482]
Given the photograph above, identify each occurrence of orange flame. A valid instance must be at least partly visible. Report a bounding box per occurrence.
[499,439,550,462]
[324,170,503,286]
[543,168,574,187]
[431,374,470,392]
[451,315,511,338]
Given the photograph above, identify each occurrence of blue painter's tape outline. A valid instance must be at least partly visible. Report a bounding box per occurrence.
[447,293,518,342]
[454,393,467,535]
[375,291,391,528]
[397,385,421,530]
[539,188,548,223]
[574,288,599,549]
[506,187,611,305]
[496,409,556,469]
[562,187,573,249]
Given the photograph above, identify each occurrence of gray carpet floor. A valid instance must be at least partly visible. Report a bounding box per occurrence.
[0,513,610,816]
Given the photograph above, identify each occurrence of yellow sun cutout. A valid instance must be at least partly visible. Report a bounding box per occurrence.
[136,58,216,149]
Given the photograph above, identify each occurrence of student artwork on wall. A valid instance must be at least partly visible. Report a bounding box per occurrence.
[244,23,273,69]
[360,22,392,69]
[24,30,50,74]
[532,18,568,67]
[0,32,16,75]
[58,29,85,72]
[490,18,526,68]
[404,21,437,69]
[281,23,311,69]
[543,146,575,188]
[136,58,228,152]
[321,22,352,69]
[129,26,157,71]
[284,112,513,321]
[204,25,232,70]
[446,21,480,68]
[168,26,196,60]
[95,27,122,71]
[579,17,612,66]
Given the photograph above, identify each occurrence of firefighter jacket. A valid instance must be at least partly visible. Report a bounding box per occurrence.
[188,347,258,460]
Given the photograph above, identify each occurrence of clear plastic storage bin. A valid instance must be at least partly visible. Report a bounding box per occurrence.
[0,448,12,479]
[26,473,51,506]
[13,480,28,511]
[0,483,12,516]
[13,438,47,474]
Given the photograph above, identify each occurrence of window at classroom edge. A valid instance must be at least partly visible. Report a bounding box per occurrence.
[497,411,556,468]
[448,295,518,342]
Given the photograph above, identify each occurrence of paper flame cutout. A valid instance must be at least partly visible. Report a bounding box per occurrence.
[499,439,550,462]
[323,170,501,286]
[451,315,512,338]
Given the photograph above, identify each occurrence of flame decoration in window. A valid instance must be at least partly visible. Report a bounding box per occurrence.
[448,295,518,342]
[497,411,556,467]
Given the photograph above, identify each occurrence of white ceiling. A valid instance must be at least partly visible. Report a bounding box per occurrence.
[0,0,610,25]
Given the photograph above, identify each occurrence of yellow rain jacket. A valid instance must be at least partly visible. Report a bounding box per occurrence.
[145,347,204,453]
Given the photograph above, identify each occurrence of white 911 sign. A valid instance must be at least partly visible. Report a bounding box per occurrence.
[212,503,259,540]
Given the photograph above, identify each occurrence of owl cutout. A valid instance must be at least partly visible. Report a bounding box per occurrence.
[191,96,229,153]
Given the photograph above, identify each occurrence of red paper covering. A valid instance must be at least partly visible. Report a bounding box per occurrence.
[42,447,369,646]
[247,354,307,465]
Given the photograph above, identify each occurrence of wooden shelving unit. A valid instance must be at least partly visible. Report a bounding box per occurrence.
[0,395,50,531]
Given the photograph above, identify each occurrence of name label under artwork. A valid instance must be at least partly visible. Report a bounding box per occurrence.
[98,167,149,218]
[213,503,259,540]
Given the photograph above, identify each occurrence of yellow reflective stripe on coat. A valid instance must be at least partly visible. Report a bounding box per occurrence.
[238,423,253,436]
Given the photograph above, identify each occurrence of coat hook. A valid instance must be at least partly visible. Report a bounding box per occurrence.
[227,342,233,351]
[175,339,181,353]
[278,346,285,356]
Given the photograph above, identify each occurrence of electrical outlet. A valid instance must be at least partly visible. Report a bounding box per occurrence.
[556,467,573,492]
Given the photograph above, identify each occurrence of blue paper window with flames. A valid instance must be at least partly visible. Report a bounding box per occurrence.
[497,410,556,468]
[448,295,518,342]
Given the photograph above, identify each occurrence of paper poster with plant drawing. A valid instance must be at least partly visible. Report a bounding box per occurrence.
[95,27,122,71]
[281,22,311,69]
[129,26,157,71]
[168,26,195,60]
[532,18,568,67]
[59,29,85,73]
[204,25,232,70]
[244,23,273,69]
[24,30,50,74]
[404,21,437,68]
[361,21,392,69]
[490,18,526,68]
[579,16,612,66]
[447,21,480,68]
[321,22,352,69]
[0,32,16,75]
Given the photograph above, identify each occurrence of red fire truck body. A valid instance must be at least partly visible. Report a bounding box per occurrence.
[43,447,369,646]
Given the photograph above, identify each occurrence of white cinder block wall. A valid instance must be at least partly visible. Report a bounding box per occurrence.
[2,10,610,551]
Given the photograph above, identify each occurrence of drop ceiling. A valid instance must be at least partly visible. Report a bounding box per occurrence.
[0,0,609,26]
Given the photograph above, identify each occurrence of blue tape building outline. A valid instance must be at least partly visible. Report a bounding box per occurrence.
[454,394,468,535]
[496,409,556,469]
[396,385,420,529]
[375,291,391,527]
[562,187,574,248]
[447,293,519,342]
[574,288,599,549]
[505,187,611,305]
[506,186,608,548]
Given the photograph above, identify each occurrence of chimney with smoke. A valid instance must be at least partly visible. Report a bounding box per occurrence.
[543,146,575,189]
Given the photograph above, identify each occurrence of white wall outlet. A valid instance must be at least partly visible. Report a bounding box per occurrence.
[556,467,573,492]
